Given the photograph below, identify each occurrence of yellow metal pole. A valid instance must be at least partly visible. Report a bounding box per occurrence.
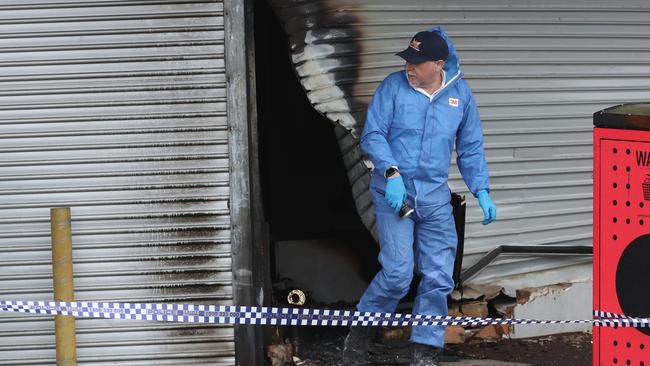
[51,207,77,366]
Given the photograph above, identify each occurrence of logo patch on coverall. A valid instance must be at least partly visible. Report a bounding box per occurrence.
[449,98,459,107]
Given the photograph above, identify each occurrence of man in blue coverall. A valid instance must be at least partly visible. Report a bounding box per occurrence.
[342,28,497,366]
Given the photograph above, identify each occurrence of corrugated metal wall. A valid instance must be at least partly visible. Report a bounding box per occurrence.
[0,1,235,364]
[269,0,650,287]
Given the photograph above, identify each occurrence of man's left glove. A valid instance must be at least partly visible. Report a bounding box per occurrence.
[477,190,496,225]
[385,175,406,214]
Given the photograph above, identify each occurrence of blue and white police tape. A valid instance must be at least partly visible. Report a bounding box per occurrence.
[1,300,648,328]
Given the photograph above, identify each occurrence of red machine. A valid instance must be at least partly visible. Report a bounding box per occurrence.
[594,103,650,365]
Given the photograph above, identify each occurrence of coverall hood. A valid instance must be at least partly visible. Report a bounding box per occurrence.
[428,26,461,81]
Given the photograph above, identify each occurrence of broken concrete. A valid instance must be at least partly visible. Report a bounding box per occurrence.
[511,280,592,338]
[267,343,294,366]
[457,301,489,318]
[444,325,467,344]
[451,283,503,301]
[516,282,572,304]
[474,324,505,340]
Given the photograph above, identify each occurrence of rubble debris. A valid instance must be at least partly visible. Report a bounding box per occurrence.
[451,283,503,301]
[458,301,489,318]
[446,285,519,344]
[474,325,506,341]
[381,326,411,341]
[493,298,516,318]
[267,342,295,366]
[444,325,468,344]
[292,356,308,365]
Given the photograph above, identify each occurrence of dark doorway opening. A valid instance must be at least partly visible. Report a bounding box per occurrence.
[253,0,378,308]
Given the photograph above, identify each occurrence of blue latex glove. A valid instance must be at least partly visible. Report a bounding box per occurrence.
[385,175,406,213]
[477,190,496,225]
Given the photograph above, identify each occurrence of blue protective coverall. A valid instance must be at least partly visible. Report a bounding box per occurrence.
[358,27,490,348]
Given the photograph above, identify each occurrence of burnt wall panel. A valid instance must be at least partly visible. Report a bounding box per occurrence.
[0,1,234,364]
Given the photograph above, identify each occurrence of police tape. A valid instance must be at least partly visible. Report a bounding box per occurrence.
[0,300,647,328]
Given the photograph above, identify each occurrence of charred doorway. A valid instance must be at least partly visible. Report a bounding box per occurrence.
[253,0,378,308]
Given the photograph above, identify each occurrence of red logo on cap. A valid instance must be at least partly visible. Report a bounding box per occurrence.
[409,39,421,52]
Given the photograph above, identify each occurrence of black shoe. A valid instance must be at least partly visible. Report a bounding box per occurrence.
[410,342,442,366]
[342,326,376,365]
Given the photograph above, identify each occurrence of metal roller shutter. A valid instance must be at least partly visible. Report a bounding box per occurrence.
[0,1,235,364]
[268,0,650,288]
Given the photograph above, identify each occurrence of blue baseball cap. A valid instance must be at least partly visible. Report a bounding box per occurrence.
[396,31,449,64]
